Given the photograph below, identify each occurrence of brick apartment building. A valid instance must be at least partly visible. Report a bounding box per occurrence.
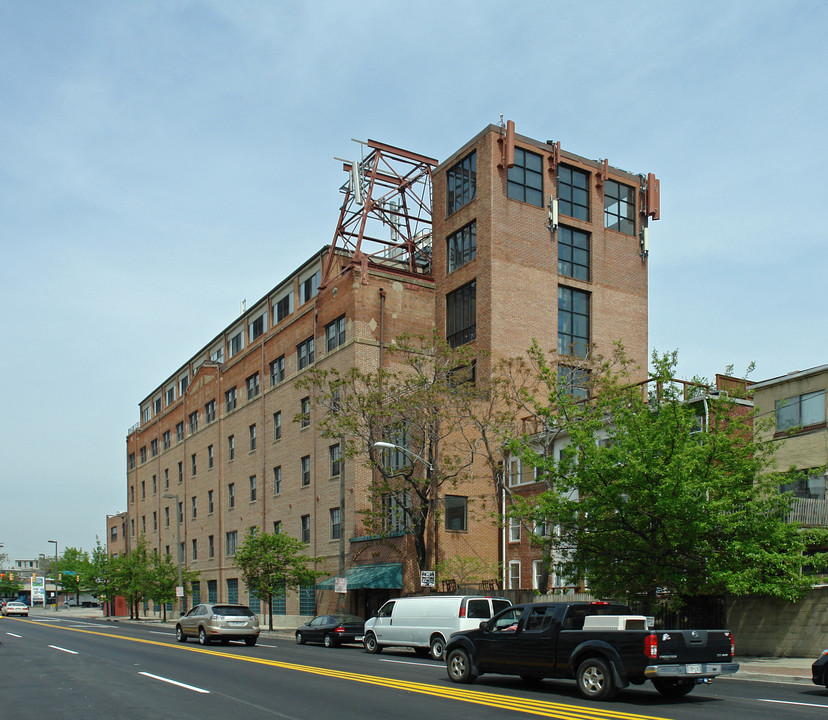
[117,121,658,619]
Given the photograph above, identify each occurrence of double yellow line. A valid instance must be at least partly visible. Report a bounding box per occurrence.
[20,619,669,720]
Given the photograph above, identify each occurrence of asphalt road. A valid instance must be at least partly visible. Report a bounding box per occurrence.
[3,614,827,720]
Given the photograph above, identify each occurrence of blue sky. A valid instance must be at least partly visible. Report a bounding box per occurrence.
[2,0,826,563]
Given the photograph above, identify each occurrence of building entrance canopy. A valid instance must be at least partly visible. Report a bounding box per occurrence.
[317,563,403,590]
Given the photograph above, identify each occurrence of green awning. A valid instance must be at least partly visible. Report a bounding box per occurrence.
[317,563,403,590]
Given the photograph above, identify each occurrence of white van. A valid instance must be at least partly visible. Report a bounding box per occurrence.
[363,595,511,660]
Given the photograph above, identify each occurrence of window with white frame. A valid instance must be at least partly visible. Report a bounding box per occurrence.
[249,313,266,342]
[228,331,243,358]
[297,337,314,369]
[300,397,310,428]
[273,466,282,495]
[301,455,311,486]
[270,355,285,385]
[205,400,216,423]
[225,531,238,557]
[246,372,260,399]
[166,385,175,405]
[299,271,320,305]
[275,291,293,323]
[273,411,282,440]
[249,424,256,451]
[329,443,341,477]
[249,475,257,502]
[776,390,825,432]
[179,375,189,395]
[325,315,346,352]
[225,387,237,412]
[210,345,224,363]
[509,516,521,542]
[228,482,235,508]
[330,507,341,540]
[301,514,311,543]
[508,561,521,590]
[532,560,546,591]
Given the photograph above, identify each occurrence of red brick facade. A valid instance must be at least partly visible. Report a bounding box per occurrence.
[120,122,654,614]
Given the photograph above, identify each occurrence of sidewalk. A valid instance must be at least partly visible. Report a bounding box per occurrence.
[17,606,816,685]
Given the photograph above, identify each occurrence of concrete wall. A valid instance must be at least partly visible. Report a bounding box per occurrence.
[727,586,828,656]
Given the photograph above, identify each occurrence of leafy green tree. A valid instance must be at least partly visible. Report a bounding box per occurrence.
[88,538,117,610]
[113,536,154,619]
[149,552,199,621]
[509,344,828,610]
[233,530,324,630]
[57,547,91,604]
[298,331,488,572]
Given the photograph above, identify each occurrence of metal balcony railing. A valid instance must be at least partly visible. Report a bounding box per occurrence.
[788,497,828,526]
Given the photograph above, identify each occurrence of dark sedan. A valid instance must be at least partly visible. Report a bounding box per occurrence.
[295,614,364,648]
[813,649,828,687]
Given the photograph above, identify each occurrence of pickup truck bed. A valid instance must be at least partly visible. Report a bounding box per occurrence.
[444,601,739,701]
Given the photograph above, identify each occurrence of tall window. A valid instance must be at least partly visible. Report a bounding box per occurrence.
[558,226,590,281]
[208,489,214,514]
[150,439,158,457]
[275,291,293,323]
[246,372,260,399]
[249,475,257,502]
[225,387,237,412]
[191,496,197,519]
[508,561,521,590]
[273,466,282,495]
[177,461,183,483]
[188,411,198,435]
[207,444,214,469]
[227,434,235,460]
[273,411,282,440]
[249,313,265,342]
[301,515,311,543]
[507,147,543,206]
[383,491,410,533]
[249,424,257,451]
[558,286,589,358]
[330,507,341,540]
[162,431,170,450]
[192,539,198,562]
[205,400,216,423]
[446,151,476,214]
[558,366,590,400]
[509,516,521,542]
[447,221,476,273]
[140,447,147,464]
[166,386,175,405]
[191,453,197,476]
[176,422,184,442]
[301,456,311,487]
[300,397,310,428]
[446,280,476,348]
[208,535,214,559]
[329,443,341,477]
[270,355,285,385]
[297,337,314,369]
[558,165,590,221]
[325,315,346,352]
[228,483,235,509]
[225,531,238,557]
[776,390,825,432]
[604,179,636,235]
[229,331,243,358]
[445,496,467,531]
[299,271,320,305]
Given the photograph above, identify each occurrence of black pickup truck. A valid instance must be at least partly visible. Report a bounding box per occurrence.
[444,601,739,701]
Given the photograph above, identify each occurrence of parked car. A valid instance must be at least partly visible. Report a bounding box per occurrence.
[295,614,365,647]
[812,649,828,687]
[444,601,738,701]
[363,595,512,660]
[175,603,259,646]
[2,601,29,617]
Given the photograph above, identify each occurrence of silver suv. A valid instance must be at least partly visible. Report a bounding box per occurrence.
[176,603,260,646]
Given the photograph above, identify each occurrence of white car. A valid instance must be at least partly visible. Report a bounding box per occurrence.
[2,601,29,617]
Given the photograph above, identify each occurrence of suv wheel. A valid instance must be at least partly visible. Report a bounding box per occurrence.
[175,625,187,642]
[576,657,617,701]
[198,627,210,646]
[446,648,477,683]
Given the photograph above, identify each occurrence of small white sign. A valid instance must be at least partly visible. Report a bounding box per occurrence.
[176,586,184,597]
[420,570,435,587]
[334,577,348,594]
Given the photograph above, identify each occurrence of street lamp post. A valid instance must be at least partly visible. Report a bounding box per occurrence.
[48,540,58,611]
[162,493,183,614]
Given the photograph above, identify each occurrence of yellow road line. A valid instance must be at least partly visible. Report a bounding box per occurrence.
[18,619,670,720]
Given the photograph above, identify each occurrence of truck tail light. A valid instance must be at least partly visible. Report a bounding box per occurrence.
[644,633,658,659]
[727,632,735,657]
[459,607,466,618]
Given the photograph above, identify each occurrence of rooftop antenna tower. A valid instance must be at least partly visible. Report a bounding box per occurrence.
[322,139,437,288]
